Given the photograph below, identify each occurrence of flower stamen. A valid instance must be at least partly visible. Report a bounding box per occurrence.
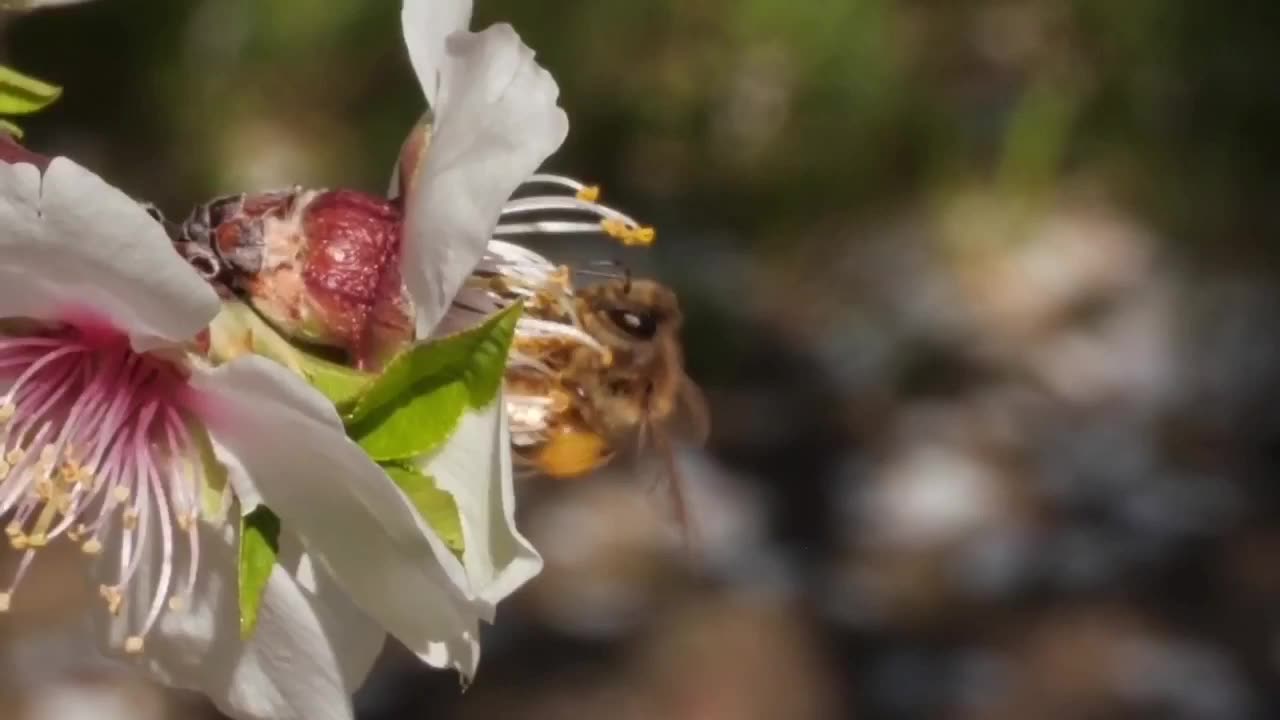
[495,174,656,247]
[0,326,216,651]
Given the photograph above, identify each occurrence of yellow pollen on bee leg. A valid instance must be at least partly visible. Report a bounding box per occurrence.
[576,185,601,203]
[124,636,144,654]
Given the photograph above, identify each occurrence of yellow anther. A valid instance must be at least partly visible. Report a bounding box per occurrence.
[600,218,657,247]
[30,498,58,541]
[112,486,129,502]
[99,585,122,615]
[576,185,601,203]
[124,636,144,654]
[0,592,10,612]
[6,447,24,465]
[78,468,95,488]
[601,217,628,240]
[9,534,27,550]
[81,538,103,555]
[38,444,56,465]
[0,403,14,423]
[176,513,192,532]
[625,226,656,247]
[122,508,139,530]
[0,460,8,480]
[26,533,46,548]
[168,597,186,612]
[57,461,79,486]
[4,522,20,538]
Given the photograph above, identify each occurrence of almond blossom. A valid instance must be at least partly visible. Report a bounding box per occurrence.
[0,152,477,720]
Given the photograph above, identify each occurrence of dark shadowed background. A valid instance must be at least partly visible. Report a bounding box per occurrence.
[4,1,1280,718]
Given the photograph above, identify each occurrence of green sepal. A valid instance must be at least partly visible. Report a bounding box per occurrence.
[0,66,61,117]
[344,303,520,462]
[207,299,372,406]
[383,463,464,557]
[238,506,281,640]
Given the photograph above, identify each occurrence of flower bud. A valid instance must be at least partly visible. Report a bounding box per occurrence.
[180,188,415,370]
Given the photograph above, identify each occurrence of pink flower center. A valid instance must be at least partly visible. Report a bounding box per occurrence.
[0,325,214,654]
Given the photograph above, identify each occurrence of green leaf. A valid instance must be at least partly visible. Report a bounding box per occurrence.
[301,354,372,408]
[345,303,520,461]
[383,464,464,556]
[239,506,281,640]
[0,66,61,116]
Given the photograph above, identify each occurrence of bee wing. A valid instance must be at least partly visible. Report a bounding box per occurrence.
[649,421,700,556]
[666,373,711,448]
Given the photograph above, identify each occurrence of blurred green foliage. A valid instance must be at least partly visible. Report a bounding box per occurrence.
[5,0,1278,259]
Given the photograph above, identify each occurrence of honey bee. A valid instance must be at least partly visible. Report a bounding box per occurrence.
[499,274,710,542]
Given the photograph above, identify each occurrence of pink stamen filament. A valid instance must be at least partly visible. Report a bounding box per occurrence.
[0,327,212,651]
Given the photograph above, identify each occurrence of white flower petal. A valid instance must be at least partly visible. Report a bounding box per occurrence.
[101,521,380,720]
[419,401,541,618]
[401,20,569,336]
[401,0,473,109]
[0,157,218,348]
[189,355,485,674]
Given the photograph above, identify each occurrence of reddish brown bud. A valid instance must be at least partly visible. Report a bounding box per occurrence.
[183,188,415,371]
[298,190,414,370]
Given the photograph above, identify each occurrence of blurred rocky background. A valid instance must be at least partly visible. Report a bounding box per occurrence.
[4,0,1280,718]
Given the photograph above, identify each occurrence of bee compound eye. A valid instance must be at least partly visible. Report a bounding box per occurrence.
[607,308,658,340]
